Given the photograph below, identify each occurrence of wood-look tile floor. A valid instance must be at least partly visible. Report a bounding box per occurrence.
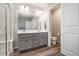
[13,44,61,56]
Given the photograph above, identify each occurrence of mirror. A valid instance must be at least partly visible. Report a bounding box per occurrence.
[18,13,39,30]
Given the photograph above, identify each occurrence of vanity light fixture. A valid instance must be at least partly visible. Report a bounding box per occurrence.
[36,10,40,14]
[36,10,42,14]
[25,6,29,11]
[39,10,42,14]
[20,5,29,11]
[20,5,24,10]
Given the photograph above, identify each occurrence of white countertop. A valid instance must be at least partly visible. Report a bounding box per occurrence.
[17,30,48,34]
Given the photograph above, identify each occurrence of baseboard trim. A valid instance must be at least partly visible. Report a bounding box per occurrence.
[13,47,18,52]
[61,53,65,56]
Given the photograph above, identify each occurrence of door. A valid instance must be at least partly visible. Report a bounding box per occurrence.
[0,4,7,56]
[61,3,79,56]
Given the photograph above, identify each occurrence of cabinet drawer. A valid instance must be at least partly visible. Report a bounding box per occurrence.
[39,32,48,36]
[18,34,32,38]
[39,33,48,38]
[39,36,48,38]
[33,40,38,48]
[19,37,32,40]
[33,33,38,37]
[33,37,38,40]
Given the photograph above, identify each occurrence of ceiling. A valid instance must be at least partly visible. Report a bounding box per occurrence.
[27,3,55,9]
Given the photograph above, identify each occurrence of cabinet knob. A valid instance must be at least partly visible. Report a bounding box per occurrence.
[25,40,27,41]
[35,43,37,45]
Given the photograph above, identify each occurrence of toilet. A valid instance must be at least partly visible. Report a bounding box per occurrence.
[51,37,57,45]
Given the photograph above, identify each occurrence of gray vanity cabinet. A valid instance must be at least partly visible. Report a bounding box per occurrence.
[18,32,48,51]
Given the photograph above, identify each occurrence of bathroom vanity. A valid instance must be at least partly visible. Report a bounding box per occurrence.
[18,31,48,51]
[17,8,48,51]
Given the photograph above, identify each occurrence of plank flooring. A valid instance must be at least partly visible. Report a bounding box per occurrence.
[13,44,61,56]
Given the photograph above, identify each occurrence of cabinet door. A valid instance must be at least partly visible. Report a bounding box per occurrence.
[43,37,48,45]
[33,40,38,48]
[19,38,33,51]
[39,33,48,46]
[39,37,48,46]
[39,37,44,46]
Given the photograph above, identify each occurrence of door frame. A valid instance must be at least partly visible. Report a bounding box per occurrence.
[48,3,61,47]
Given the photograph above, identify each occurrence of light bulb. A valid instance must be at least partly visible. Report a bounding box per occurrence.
[20,5,24,10]
[36,10,42,14]
[25,6,29,11]
[39,10,42,14]
[36,10,40,14]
